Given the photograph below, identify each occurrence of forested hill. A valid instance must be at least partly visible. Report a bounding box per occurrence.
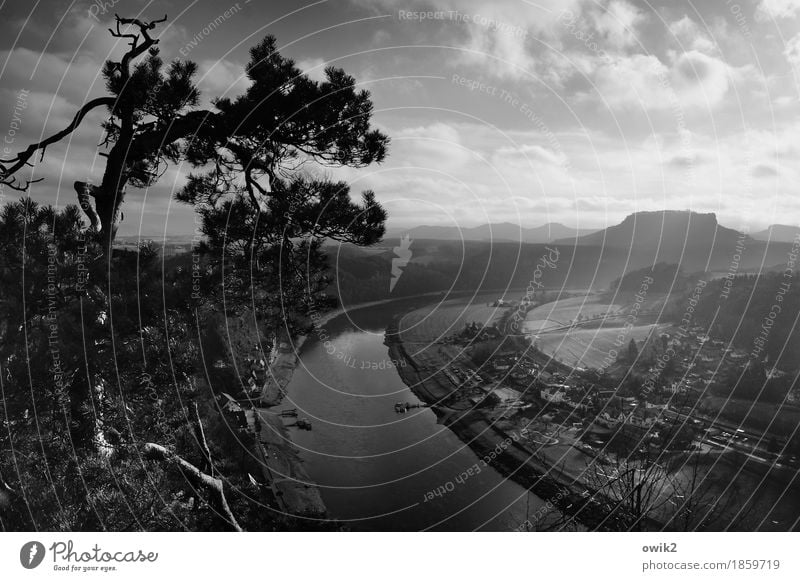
[329,233,793,309]
[328,239,624,307]
[610,263,694,294]
[681,271,800,369]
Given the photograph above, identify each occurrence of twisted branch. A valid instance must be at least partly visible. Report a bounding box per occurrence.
[142,443,243,532]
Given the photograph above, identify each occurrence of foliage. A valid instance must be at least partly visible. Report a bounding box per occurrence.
[0,18,390,531]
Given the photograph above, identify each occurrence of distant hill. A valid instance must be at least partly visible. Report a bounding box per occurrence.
[330,239,622,307]
[386,222,596,243]
[611,263,692,294]
[552,210,775,273]
[558,210,744,250]
[685,271,800,371]
[329,211,797,305]
[750,224,800,243]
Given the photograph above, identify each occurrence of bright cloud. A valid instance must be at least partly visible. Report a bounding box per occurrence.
[668,15,716,53]
[756,0,800,20]
[590,0,646,50]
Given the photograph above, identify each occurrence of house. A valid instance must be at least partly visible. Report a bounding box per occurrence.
[767,367,788,379]
[595,411,624,428]
[492,386,522,403]
[540,387,566,403]
[563,397,588,411]
[626,408,656,428]
[220,392,243,413]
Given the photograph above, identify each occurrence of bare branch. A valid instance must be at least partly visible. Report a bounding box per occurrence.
[0,97,115,188]
[192,402,215,478]
[142,442,243,532]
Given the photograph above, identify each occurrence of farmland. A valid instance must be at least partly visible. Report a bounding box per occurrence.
[398,296,506,343]
[522,295,622,335]
[523,293,669,370]
[535,324,668,370]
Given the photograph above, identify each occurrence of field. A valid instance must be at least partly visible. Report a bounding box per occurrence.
[399,292,670,371]
[523,293,670,370]
[399,296,505,342]
[535,324,667,369]
[523,295,622,335]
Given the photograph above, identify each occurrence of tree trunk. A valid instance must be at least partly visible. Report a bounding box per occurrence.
[73,181,124,250]
[68,371,94,449]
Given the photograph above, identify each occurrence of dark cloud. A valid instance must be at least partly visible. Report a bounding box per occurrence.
[752,163,778,177]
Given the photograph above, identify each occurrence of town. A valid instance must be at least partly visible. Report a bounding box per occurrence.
[393,291,800,529]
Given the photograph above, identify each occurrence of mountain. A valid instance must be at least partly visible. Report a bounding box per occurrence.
[329,211,799,304]
[558,210,742,248]
[385,222,596,243]
[750,224,800,243]
[551,209,796,277]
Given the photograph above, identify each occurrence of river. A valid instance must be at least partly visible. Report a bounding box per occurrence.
[277,295,551,531]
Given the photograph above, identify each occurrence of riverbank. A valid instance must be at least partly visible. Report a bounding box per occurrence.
[249,292,475,518]
[257,290,602,529]
[260,290,482,406]
[385,315,619,531]
[249,409,327,517]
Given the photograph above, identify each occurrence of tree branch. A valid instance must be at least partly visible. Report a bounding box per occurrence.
[142,442,243,531]
[192,402,215,478]
[0,97,115,188]
[111,14,167,77]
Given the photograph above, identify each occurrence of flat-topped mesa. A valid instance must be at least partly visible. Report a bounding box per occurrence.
[554,209,746,254]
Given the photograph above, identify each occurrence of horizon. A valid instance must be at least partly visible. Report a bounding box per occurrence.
[384,209,799,235]
[128,208,798,242]
[3,1,800,236]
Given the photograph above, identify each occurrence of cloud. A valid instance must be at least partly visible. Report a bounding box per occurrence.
[752,163,779,177]
[297,57,328,82]
[391,122,473,171]
[584,49,735,110]
[668,15,716,54]
[669,50,731,107]
[196,59,251,104]
[667,153,706,168]
[784,32,800,68]
[756,0,800,20]
[456,19,536,80]
[590,0,646,50]
[494,144,567,167]
[0,48,107,105]
[361,0,582,79]
[587,53,667,108]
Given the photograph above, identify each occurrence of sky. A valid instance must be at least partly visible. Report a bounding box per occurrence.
[1,0,800,236]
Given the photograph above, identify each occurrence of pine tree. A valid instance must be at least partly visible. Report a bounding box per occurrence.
[628,338,639,362]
